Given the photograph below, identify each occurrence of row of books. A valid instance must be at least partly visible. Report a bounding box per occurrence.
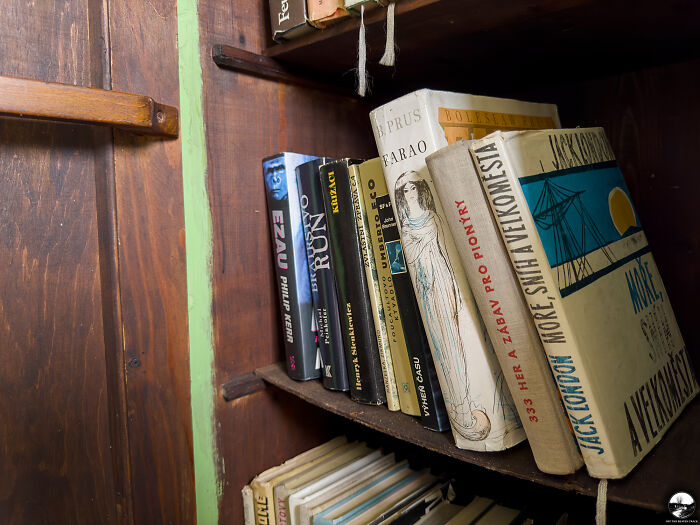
[263,88,698,483]
[269,0,387,41]
[243,436,536,525]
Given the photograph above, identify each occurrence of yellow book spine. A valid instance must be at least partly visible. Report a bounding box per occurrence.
[358,159,421,416]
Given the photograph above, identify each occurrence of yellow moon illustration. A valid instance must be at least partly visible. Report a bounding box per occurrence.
[609,187,637,236]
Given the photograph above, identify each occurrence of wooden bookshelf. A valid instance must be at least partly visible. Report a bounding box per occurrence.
[205,0,700,520]
[262,0,700,96]
[257,361,700,513]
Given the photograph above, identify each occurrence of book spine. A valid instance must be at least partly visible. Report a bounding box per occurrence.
[375,190,450,431]
[428,140,583,475]
[263,154,321,381]
[268,0,315,41]
[320,159,386,405]
[370,93,522,450]
[359,159,422,417]
[349,164,401,410]
[297,159,350,391]
[242,485,255,525]
[252,480,276,525]
[470,134,614,476]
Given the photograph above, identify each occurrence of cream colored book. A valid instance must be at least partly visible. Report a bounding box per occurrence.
[415,501,464,525]
[357,158,421,416]
[297,454,398,525]
[250,436,347,525]
[370,89,559,451]
[426,140,583,475]
[285,448,382,525]
[472,504,521,524]
[470,127,698,478]
[274,442,369,524]
[444,496,494,524]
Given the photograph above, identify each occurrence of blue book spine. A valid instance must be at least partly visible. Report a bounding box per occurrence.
[263,152,322,380]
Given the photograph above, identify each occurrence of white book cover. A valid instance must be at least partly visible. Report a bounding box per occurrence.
[370,89,560,450]
[470,127,698,478]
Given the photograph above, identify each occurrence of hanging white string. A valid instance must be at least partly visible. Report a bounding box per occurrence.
[595,479,608,525]
[357,4,368,96]
[379,1,396,66]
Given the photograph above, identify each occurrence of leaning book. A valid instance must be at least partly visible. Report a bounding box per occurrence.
[263,153,322,381]
[427,140,583,475]
[470,127,698,478]
[369,89,559,450]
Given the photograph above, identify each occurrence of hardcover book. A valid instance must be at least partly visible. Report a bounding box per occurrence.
[374,173,450,432]
[268,0,316,42]
[320,159,386,405]
[427,140,583,475]
[358,158,424,417]
[296,158,350,392]
[369,89,560,450]
[307,0,349,28]
[470,127,698,478]
[263,153,322,381]
[250,436,347,525]
[349,161,401,410]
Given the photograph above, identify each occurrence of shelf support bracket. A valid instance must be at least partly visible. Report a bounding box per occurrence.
[0,75,178,138]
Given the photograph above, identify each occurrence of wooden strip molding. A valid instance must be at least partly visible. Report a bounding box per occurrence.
[212,44,355,96]
[0,75,178,137]
[221,373,267,401]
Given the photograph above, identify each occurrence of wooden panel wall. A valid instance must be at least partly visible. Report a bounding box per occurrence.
[0,0,195,523]
[199,0,378,521]
[0,2,118,523]
[108,0,196,523]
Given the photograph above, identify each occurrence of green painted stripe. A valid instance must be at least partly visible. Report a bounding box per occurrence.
[177,1,219,524]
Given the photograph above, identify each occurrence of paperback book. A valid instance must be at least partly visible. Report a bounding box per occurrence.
[369,89,559,450]
[470,127,698,478]
[263,153,322,381]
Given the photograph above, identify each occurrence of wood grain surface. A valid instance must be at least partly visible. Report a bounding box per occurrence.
[1,0,194,523]
[0,1,118,523]
[200,0,377,521]
[0,75,178,137]
[108,0,196,523]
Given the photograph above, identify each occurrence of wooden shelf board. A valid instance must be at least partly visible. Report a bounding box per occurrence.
[259,0,700,97]
[256,361,700,512]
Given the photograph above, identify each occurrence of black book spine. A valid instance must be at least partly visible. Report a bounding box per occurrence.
[296,158,350,391]
[262,153,321,381]
[320,159,386,405]
[376,194,450,431]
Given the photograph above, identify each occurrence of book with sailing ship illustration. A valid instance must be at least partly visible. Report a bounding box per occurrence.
[470,127,698,478]
[369,88,560,451]
[427,140,583,474]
